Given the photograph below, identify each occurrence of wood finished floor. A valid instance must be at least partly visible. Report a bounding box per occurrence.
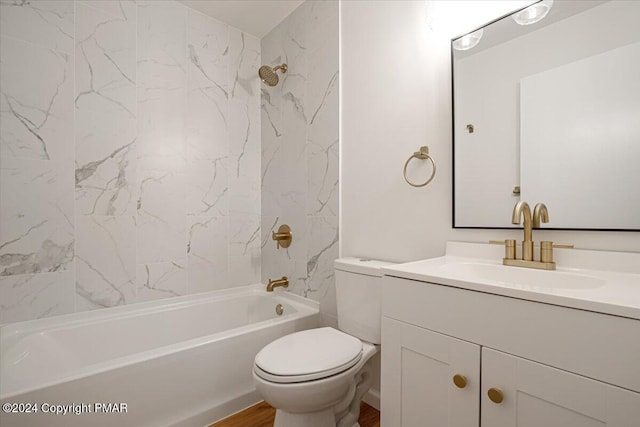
[210,401,380,427]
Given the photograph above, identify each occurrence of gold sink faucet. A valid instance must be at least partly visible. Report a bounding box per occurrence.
[493,201,573,270]
[511,201,533,261]
[266,276,289,292]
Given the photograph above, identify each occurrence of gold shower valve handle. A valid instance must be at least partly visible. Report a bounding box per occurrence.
[453,374,467,389]
[272,224,292,249]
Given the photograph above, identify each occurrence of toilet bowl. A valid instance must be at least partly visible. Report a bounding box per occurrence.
[253,258,392,427]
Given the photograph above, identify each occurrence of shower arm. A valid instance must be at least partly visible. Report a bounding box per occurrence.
[273,64,288,73]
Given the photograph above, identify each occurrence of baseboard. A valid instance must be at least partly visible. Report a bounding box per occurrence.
[363,388,380,411]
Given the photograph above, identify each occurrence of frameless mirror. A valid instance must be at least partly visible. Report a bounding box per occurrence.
[452,0,640,230]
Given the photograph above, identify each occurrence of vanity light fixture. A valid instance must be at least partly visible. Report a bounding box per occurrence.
[452,28,483,51]
[512,0,553,26]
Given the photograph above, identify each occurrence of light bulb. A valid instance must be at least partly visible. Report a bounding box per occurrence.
[452,28,484,51]
[512,0,554,26]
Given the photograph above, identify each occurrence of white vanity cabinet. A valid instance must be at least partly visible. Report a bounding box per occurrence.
[381,276,640,427]
[481,348,640,427]
[382,317,480,426]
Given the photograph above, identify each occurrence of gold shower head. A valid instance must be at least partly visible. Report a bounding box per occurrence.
[259,63,288,87]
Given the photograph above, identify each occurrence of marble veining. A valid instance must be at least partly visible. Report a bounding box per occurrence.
[189,45,228,99]
[188,213,228,293]
[308,138,338,216]
[0,0,336,324]
[75,2,136,117]
[231,32,258,99]
[75,215,135,310]
[0,0,75,54]
[305,216,339,317]
[187,157,228,218]
[137,260,186,302]
[261,98,283,138]
[231,219,260,257]
[261,0,339,323]
[0,271,75,323]
[77,256,127,307]
[0,240,74,276]
[74,1,136,223]
[309,71,338,126]
[75,140,136,216]
[229,27,261,220]
[0,0,262,323]
[0,36,73,161]
[229,213,261,286]
[136,169,186,265]
[0,160,75,278]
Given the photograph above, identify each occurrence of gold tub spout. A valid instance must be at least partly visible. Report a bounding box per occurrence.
[267,277,289,292]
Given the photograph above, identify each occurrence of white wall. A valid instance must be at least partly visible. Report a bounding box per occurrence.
[341,0,449,262]
[340,0,640,265]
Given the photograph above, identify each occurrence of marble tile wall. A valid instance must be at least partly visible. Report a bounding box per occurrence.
[260,1,339,326]
[0,0,261,323]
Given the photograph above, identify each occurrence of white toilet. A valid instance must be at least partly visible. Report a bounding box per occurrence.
[253,258,392,427]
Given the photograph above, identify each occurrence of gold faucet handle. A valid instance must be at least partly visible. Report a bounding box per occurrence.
[540,241,574,249]
[540,241,574,263]
[552,243,574,249]
[489,239,516,260]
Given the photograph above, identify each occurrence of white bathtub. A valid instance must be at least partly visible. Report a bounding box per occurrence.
[0,285,319,427]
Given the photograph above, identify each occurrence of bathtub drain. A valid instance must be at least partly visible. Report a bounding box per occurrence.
[275,304,284,316]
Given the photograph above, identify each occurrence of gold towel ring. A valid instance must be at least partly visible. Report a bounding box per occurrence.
[403,146,436,188]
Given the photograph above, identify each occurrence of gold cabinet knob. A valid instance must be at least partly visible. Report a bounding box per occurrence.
[452,374,467,389]
[487,388,504,404]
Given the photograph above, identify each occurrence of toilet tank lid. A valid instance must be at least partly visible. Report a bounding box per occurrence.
[334,257,395,277]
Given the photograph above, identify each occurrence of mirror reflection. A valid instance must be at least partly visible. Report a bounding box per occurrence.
[452,0,640,230]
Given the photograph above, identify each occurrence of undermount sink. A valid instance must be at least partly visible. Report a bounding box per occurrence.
[437,261,605,290]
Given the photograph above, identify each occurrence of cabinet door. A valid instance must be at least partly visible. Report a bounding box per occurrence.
[481,348,640,427]
[381,317,480,427]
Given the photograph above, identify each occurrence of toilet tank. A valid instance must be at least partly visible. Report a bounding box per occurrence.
[334,258,394,345]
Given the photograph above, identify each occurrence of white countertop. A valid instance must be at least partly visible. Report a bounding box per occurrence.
[382,242,640,320]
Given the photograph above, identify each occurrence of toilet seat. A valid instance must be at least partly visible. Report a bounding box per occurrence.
[254,327,363,384]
